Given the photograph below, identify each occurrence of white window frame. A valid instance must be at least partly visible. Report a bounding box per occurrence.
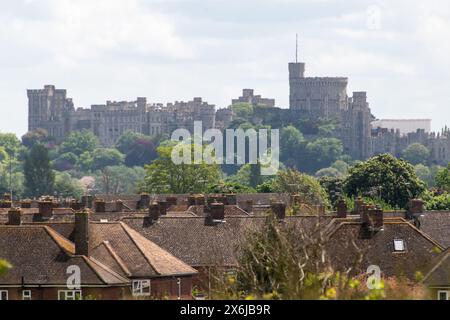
[0,290,8,300]
[132,280,151,297]
[393,239,406,252]
[438,290,449,301]
[22,290,32,300]
[58,290,82,300]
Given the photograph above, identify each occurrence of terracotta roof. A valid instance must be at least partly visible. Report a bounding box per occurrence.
[0,225,129,286]
[187,205,250,217]
[89,222,197,278]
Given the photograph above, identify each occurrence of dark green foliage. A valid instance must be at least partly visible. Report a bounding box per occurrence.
[207,181,255,194]
[318,177,344,208]
[425,193,450,210]
[402,143,430,165]
[344,154,426,209]
[24,144,55,197]
[60,130,99,156]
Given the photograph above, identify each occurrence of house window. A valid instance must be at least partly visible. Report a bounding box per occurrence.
[132,280,151,297]
[393,239,405,252]
[22,290,32,300]
[0,290,8,300]
[58,290,82,300]
[438,291,449,300]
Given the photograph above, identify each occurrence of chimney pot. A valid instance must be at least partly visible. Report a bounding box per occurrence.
[139,193,150,210]
[209,202,225,221]
[158,200,168,216]
[149,202,160,221]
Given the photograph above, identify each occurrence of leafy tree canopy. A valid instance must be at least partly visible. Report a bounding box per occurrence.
[344,154,426,209]
[23,144,55,198]
[402,143,430,165]
[60,130,99,156]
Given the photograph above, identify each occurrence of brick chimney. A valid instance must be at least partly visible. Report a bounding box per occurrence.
[158,200,168,216]
[149,202,160,222]
[75,210,90,256]
[361,206,384,231]
[81,195,93,209]
[70,200,83,211]
[95,199,106,213]
[226,194,237,205]
[21,200,32,209]
[8,208,22,225]
[209,202,225,221]
[336,199,347,218]
[271,201,286,220]
[407,199,425,219]
[38,200,53,218]
[139,193,151,210]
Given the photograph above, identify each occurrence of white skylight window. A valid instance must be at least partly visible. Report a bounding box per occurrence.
[393,239,405,252]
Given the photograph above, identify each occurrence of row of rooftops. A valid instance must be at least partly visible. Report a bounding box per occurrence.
[0,193,449,292]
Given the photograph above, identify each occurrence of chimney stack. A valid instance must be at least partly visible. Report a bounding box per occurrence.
[8,208,22,225]
[139,193,151,210]
[336,199,347,218]
[209,202,225,221]
[407,199,425,219]
[158,200,168,216]
[271,201,286,221]
[95,199,106,213]
[149,202,160,222]
[38,199,53,218]
[226,194,237,206]
[81,195,93,209]
[21,200,32,209]
[75,210,90,256]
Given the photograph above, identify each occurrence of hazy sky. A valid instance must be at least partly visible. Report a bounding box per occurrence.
[1,0,450,137]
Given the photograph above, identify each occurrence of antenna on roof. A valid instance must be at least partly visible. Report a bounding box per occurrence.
[295,33,298,63]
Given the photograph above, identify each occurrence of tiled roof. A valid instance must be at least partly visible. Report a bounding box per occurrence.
[121,215,333,267]
[424,249,450,287]
[325,218,444,279]
[0,225,129,286]
[89,222,197,278]
[417,211,450,249]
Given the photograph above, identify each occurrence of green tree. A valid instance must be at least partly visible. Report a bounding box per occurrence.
[280,125,305,167]
[22,129,51,149]
[435,163,450,192]
[0,133,21,157]
[402,143,430,165]
[304,138,343,173]
[53,152,78,171]
[95,166,145,195]
[271,169,330,207]
[60,130,99,156]
[54,172,84,198]
[91,148,124,171]
[207,181,256,194]
[414,164,433,187]
[344,154,426,208]
[141,143,221,194]
[24,144,55,197]
[315,167,342,178]
[231,103,254,120]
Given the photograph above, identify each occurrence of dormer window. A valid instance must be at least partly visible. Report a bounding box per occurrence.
[393,239,405,252]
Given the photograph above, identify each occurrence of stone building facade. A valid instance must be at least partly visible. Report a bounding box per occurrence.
[28,86,219,146]
[232,89,275,108]
[288,61,450,165]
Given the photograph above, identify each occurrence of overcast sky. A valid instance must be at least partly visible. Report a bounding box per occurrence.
[1,0,450,137]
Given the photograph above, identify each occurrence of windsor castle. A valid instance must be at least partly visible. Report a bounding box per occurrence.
[28,59,450,165]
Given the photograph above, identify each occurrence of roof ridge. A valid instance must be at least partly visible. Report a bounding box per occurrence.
[119,222,197,276]
[423,249,450,283]
[102,240,132,277]
[401,219,445,251]
[43,225,75,255]
[82,255,130,285]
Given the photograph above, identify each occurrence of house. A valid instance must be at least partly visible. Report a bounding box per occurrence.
[0,208,197,300]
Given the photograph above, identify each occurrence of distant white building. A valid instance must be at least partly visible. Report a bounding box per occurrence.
[371,119,432,135]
